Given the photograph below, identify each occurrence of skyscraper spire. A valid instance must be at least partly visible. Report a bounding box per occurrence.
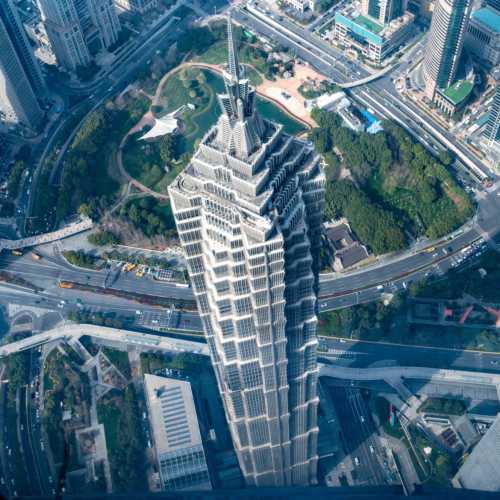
[169,13,325,482]
[227,12,240,82]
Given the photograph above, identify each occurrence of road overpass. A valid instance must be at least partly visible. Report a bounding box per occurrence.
[338,65,395,89]
[0,218,93,251]
[319,364,500,386]
[237,4,492,182]
[0,323,208,358]
[319,364,500,404]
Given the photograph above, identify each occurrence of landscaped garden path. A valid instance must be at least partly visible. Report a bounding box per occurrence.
[115,61,314,199]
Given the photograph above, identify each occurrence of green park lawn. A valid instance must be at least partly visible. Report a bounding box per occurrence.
[123,67,306,193]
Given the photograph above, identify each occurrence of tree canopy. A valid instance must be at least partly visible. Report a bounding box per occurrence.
[310,108,473,252]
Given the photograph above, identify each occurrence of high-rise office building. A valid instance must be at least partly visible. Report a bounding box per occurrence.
[422,0,473,99]
[37,0,120,71]
[485,85,500,146]
[0,0,44,128]
[168,16,325,488]
[362,0,407,23]
[114,0,158,13]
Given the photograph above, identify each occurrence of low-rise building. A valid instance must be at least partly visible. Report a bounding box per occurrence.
[144,374,212,492]
[465,6,500,66]
[326,223,369,270]
[334,4,415,63]
[433,79,475,116]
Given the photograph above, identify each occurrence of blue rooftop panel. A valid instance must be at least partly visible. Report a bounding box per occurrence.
[472,7,500,33]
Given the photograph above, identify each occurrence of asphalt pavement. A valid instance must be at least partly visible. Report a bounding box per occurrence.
[319,337,500,375]
[327,385,387,486]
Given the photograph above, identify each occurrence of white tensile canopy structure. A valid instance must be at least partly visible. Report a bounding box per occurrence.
[139,104,194,141]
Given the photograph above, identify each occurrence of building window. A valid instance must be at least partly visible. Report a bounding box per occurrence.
[245,389,266,417]
[237,318,256,338]
[241,361,263,388]
[220,320,234,337]
[217,299,232,316]
[249,419,270,448]
[223,341,237,361]
[238,339,258,361]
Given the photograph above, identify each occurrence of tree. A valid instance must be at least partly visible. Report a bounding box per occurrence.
[309,128,331,153]
[196,71,207,85]
[87,230,119,246]
[177,27,215,55]
[159,134,177,164]
[7,160,26,199]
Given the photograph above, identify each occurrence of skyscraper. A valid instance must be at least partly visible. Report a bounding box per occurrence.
[485,85,500,146]
[37,0,120,71]
[0,0,44,128]
[168,16,325,487]
[422,0,473,99]
[362,0,407,23]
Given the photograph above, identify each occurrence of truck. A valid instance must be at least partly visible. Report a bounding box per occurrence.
[11,249,22,256]
[123,263,136,272]
[59,281,74,289]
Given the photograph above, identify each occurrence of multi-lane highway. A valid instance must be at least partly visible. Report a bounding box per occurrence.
[21,1,212,237]
[4,0,498,321]
[327,385,387,486]
[319,338,500,375]
[3,280,500,375]
[235,3,491,179]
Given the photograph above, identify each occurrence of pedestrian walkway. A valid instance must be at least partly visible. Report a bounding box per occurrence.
[0,218,93,251]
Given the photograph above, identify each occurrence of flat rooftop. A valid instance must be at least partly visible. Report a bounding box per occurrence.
[144,374,203,454]
[472,7,500,33]
[441,80,474,105]
[354,14,384,34]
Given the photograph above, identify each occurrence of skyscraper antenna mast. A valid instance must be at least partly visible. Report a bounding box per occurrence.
[227,12,240,82]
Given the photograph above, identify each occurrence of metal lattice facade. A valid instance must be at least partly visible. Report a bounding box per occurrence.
[168,16,325,487]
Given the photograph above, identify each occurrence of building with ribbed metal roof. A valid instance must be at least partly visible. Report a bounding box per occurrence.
[144,374,211,492]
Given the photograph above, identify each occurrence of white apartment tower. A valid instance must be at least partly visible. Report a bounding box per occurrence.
[0,0,45,128]
[37,0,120,70]
[168,16,325,487]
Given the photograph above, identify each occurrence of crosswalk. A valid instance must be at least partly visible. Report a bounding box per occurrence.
[135,309,174,331]
[323,348,364,360]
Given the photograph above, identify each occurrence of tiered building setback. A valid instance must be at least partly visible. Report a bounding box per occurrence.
[168,16,325,487]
